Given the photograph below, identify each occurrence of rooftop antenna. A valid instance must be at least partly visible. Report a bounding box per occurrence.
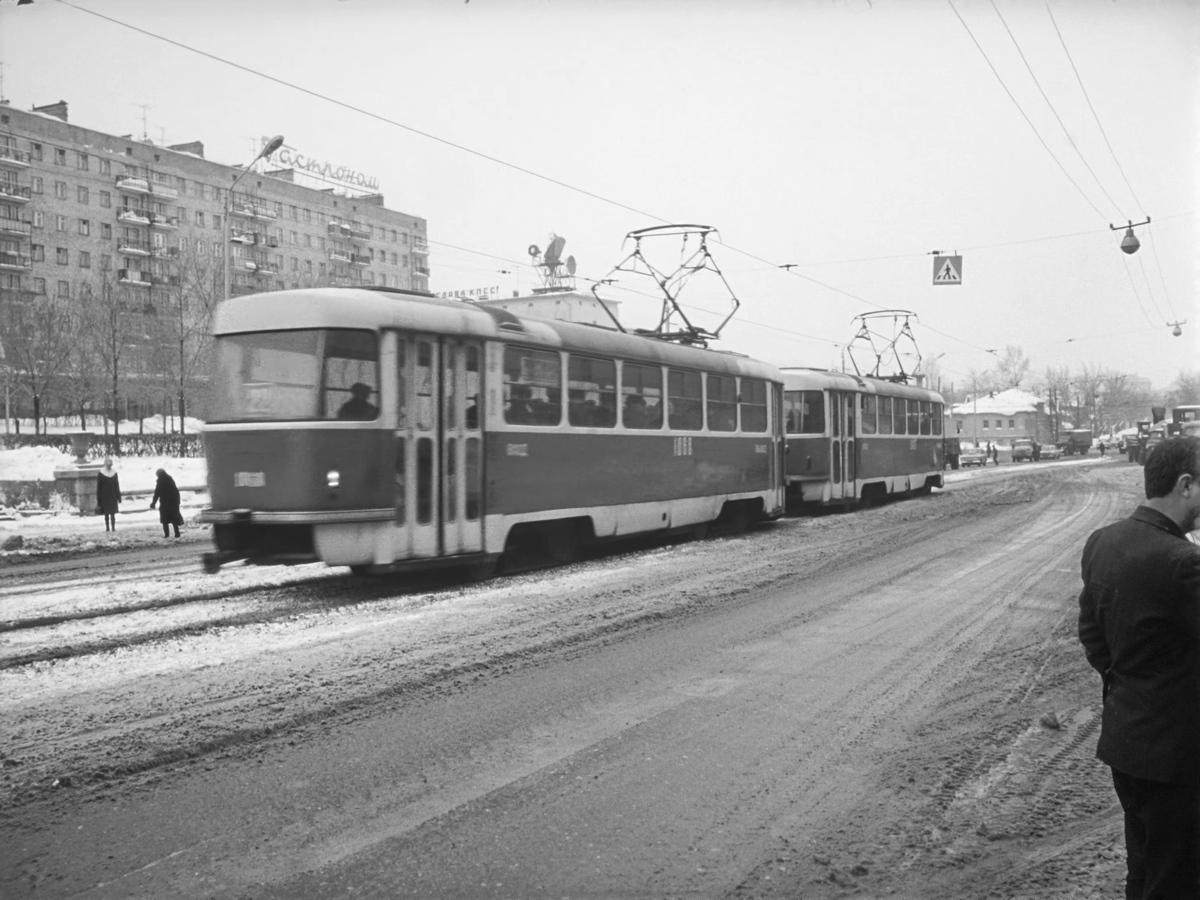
[590,224,740,347]
[526,233,576,294]
[132,103,152,142]
[844,310,923,383]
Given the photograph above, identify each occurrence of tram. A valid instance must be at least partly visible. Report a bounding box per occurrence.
[201,287,787,574]
[781,368,945,505]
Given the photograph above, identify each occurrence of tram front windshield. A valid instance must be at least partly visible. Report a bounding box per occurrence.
[211,328,379,422]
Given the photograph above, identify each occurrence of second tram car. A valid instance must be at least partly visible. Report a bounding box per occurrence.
[201,287,787,574]
[782,368,945,505]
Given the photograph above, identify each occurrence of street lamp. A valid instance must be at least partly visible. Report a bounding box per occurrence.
[223,135,284,302]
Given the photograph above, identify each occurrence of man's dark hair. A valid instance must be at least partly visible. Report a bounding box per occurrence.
[1144,436,1200,499]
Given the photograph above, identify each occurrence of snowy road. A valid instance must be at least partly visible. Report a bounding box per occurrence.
[1,461,1147,898]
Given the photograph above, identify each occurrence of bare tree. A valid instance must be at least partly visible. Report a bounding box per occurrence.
[84,274,152,445]
[1166,369,1200,408]
[991,345,1031,390]
[0,292,75,434]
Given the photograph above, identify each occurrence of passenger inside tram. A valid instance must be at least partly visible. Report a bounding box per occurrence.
[337,382,379,420]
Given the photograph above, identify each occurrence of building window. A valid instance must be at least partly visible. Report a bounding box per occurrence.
[31,244,44,262]
[30,143,43,161]
[55,148,66,165]
[305,234,312,248]
[56,247,69,265]
[55,215,67,232]
[77,186,89,204]
[34,277,46,294]
[392,252,398,265]
[76,152,89,170]
[318,236,326,252]
[196,239,206,255]
[195,210,205,227]
[176,176,187,193]
[213,214,221,231]
[319,262,326,276]
[31,175,43,194]
[1009,419,1015,430]
[79,251,91,268]
[175,206,186,221]
[291,256,298,271]
[54,181,67,199]
[982,420,989,430]
[213,244,222,259]
[99,158,111,175]
[100,254,111,271]
[194,182,205,200]
[32,211,43,228]
[57,280,70,298]
[304,208,311,223]
[80,283,93,299]
[99,190,111,208]
[290,231,297,245]
[101,223,111,239]
[305,259,312,276]
[290,205,298,220]
[78,219,90,236]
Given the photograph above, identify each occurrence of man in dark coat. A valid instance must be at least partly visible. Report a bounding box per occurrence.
[150,468,183,538]
[1078,436,1200,899]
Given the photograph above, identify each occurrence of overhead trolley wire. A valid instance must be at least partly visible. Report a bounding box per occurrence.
[1044,0,1147,216]
[947,0,1110,223]
[989,0,1126,220]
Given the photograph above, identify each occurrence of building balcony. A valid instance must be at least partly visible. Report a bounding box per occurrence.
[229,229,256,244]
[117,239,152,256]
[0,250,32,270]
[149,178,179,199]
[328,219,370,242]
[0,182,33,204]
[0,147,32,168]
[411,239,429,256]
[151,245,180,259]
[117,206,152,225]
[349,253,370,267]
[253,233,279,248]
[149,213,179,230]
[115,174,151,194]
[238,259,258,271]
[252,262,279,276]
[150,273,181,287]
[0,217,33,237]
[330,274,356,287]
[328,249,352,263]
[414,265,430,276]
[118,268,152,286]
[230,284,258,297]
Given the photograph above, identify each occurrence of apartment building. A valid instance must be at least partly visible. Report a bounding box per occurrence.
[0,99,429,312]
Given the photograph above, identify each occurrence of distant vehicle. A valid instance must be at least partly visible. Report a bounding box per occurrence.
[1040,443,1062,460]
[944,435,962,470]
[1063,429,1093,456]
[1011,438,1034,462]
[1171,405,1200,437]
[960,444,988,467]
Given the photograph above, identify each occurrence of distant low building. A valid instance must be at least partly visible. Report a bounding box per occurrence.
[475,290,620,327]
[950,388,1054,445]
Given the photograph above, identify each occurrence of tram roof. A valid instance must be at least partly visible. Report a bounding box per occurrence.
[214,288,783,381]
[780,367,945,403]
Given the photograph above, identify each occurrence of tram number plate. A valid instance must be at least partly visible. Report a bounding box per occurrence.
[234,471,266,487]
[673,437,693,457]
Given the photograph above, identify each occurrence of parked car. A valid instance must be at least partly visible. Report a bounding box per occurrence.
[1040,443,1062,460]
[960,444,988,467]
[1012,438,1034,462]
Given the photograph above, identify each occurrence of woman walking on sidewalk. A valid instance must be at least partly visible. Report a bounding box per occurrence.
[150,468,183,538]
[96,457,121,532]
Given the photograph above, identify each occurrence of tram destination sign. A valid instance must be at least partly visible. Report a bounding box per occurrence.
[438,286,500,300]
[274,144,380,192]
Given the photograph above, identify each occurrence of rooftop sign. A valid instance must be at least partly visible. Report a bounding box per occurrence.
[275,146,379,192]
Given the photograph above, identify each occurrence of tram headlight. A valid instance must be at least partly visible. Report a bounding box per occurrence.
[326,469,341,488]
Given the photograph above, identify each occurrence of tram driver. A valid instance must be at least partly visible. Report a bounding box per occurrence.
[337,382,378,420]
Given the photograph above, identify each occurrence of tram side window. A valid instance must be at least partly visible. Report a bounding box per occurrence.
[326,330,379,420]
[668,369,703,430]
[504,346,561,426]
[568,355,617,428]
[707,374,737,432]
[415,340,434,430]
[783,390,824,434]
[894,398,907,435]
[877,396,893,435]
[861,394,878,435]
[740,379,768,432]
[932,402,943,435]
[621,362,663,429]
[919,400,932,435]
[908,400,920,436]
[465,345,481,430]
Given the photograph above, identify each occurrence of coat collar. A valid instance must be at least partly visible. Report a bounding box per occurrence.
[1131,505,1186,539]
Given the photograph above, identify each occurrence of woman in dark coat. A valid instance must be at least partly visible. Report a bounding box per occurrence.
[150,468,183,538]
[96,456,121,532]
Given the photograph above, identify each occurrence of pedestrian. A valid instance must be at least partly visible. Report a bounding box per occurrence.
[1099,440,1106,457]
[1078,436,1200,899]
[95,456,121,532]
[986,442,993,465]
[991,443,999,466]
[150,468,184,539]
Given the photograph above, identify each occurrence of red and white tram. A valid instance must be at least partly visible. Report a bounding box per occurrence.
[782,368,945,506]
[201,287,786,574]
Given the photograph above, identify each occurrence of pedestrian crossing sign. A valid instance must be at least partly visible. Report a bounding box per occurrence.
[933,255,962,285]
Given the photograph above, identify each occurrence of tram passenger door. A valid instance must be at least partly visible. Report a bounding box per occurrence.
[829,391,857,502]
[397,335,484,559]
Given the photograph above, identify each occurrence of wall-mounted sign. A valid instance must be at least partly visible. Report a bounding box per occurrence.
[437,286,500,300]
[274,146,380,191]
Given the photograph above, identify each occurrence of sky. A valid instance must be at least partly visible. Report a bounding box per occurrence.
[0,0,1196,394]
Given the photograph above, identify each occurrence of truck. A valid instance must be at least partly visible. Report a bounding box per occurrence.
[1062,429,1093,456]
